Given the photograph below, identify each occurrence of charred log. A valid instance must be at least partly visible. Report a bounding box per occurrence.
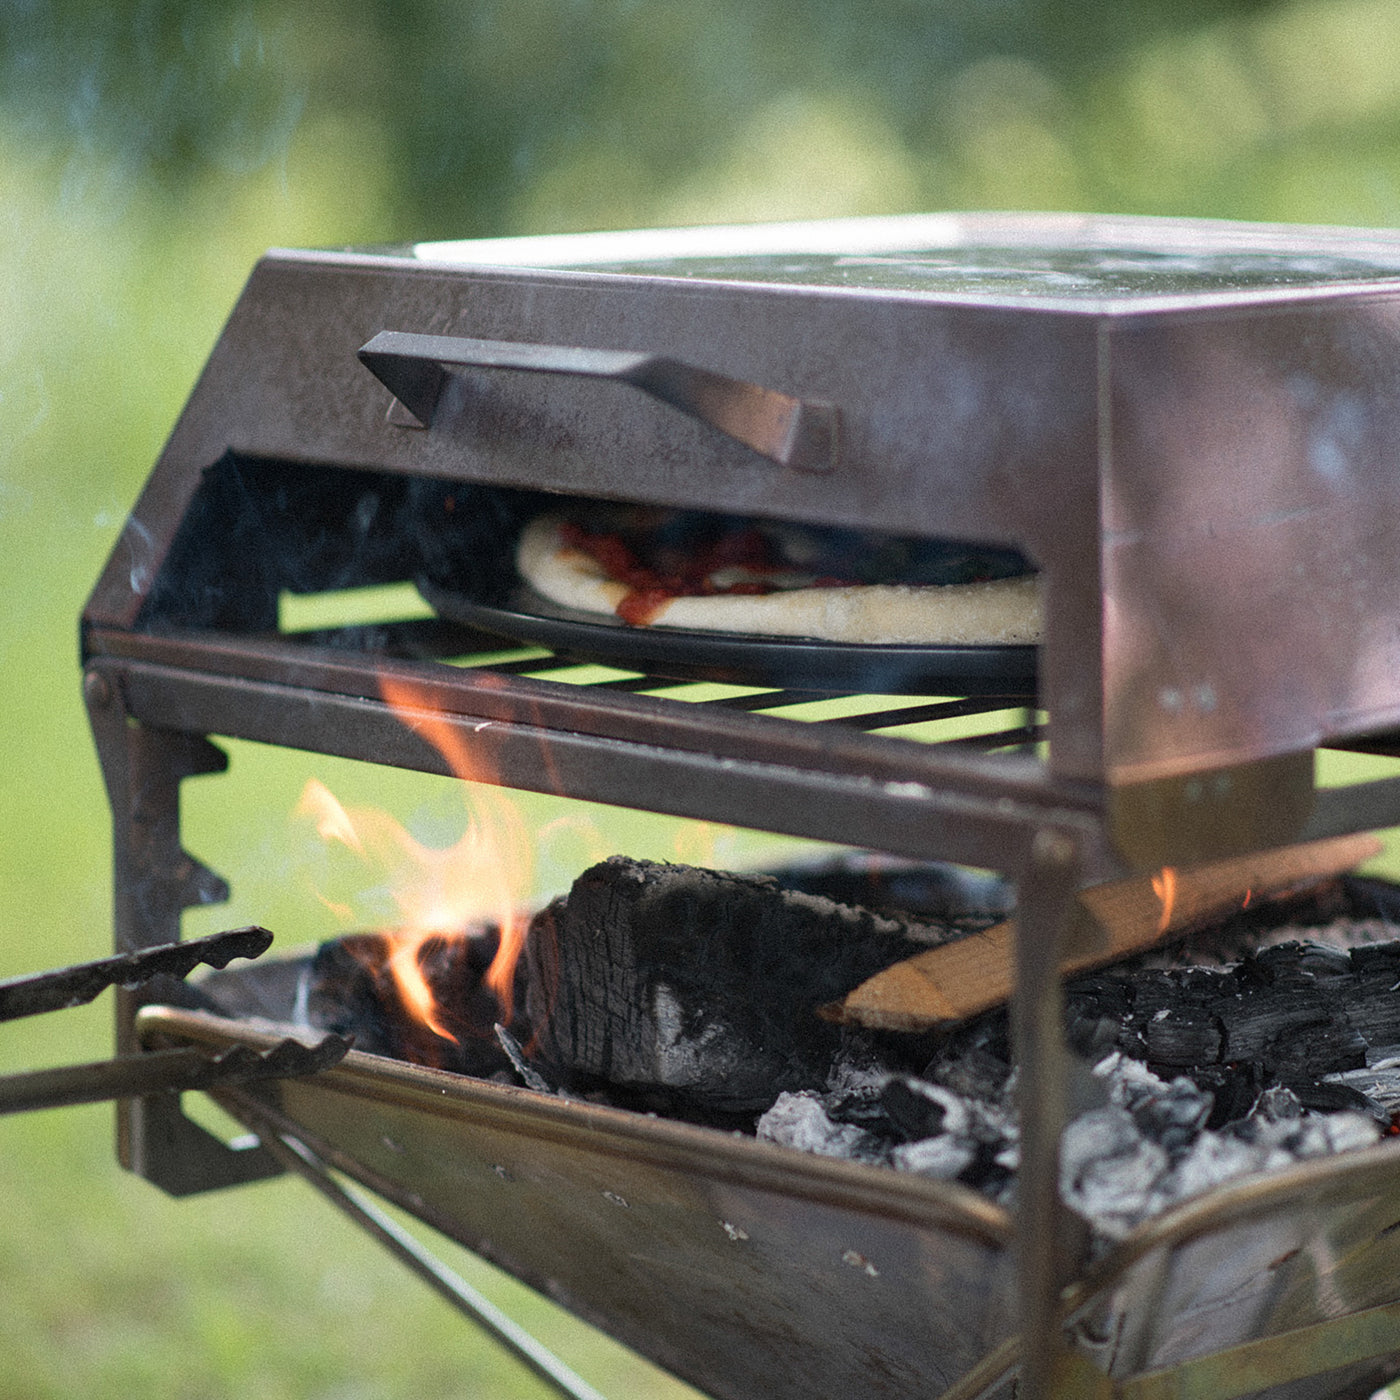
[524,856,959,1114]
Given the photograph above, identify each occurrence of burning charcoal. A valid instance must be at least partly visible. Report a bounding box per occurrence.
[1143,1004,1223,1068]
[755,1091,886,1162]
[1189,1063,1265,1128]
[1348,942,1400,976]
[1123,970,1181,1017]
[863,1074,1018,1187]
[1283,1079,1387,1121]
[524,856,949,1114]
[1066,1011,1127,1061]
[1065,976,1134,1059]
[1263,1018,1367,1079]
[825,1089,892,1135]
[1247,941,1333,988]
[922,1016,1014,1106]
[1334,969,1400,1047]
[1252,1084,1304,1121]
[1093,1053,1212,1152]
[494,1023,557,1094]
[765,855,1011,929]
[1216,989,1305,1063]
[305,938,398,1056]
[305,928,525,1077]
[925,1042,1014,1106]
[823,1056,899,1134]
[878,1077,964,1143]
[1291,943,1354,980]
[1065,978,1131,1019]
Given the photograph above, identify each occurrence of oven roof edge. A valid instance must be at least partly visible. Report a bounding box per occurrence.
[261,211,1400,318]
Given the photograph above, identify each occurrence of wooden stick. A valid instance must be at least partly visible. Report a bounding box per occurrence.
[831,832,1383,1033]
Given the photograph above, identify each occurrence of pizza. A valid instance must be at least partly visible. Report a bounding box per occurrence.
[514,505,1041,645]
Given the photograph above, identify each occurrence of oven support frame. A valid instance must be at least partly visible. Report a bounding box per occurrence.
[84,641,1400,1399]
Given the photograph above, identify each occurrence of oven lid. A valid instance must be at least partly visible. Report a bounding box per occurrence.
[407,211,1400,312]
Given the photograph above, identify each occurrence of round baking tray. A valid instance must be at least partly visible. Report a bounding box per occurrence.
[418,575,1038,697]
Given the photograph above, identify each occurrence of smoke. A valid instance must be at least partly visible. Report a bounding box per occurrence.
[0,2,307,191]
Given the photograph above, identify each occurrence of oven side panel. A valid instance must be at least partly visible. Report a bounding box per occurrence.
[1103,296,1400,785]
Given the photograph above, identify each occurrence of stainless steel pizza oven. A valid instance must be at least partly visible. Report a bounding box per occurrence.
[80,213,1400,1400]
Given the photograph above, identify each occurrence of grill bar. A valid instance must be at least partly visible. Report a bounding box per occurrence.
[87,647,1109,876]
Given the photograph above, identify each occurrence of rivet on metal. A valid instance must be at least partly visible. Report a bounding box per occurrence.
[1030,828,1077,868]
[83,670,112,709]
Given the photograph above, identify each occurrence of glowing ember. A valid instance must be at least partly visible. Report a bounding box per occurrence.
[1151,866,1178,934]
[292,677,535,1040]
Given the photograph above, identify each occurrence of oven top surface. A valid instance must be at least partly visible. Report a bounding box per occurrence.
[394,211,1400,310]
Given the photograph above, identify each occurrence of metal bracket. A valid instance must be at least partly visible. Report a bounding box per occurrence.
[84,665,283,1195]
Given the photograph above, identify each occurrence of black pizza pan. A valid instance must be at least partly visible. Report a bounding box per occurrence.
[416,575,1038,697]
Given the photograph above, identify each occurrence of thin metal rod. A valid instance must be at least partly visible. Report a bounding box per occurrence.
[0,1047,226,1114]
[223,1090,609,1400]
[951,723,1047,752]
[480,653,566,674]
[0,926,271,1023]
[707,689,828,710]
[0,1035,350,1116]
[816,696,1028,731]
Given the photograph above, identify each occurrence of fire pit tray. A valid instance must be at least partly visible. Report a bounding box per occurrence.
[139,1002,1400,1400]
[415,576,1039,696]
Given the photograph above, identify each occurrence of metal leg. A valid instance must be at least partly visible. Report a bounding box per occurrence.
[221,1088,610,1400]
[1012,828,1093,1400]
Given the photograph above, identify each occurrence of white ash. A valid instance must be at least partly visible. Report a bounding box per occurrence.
[1060,1106,1171,1236]
[891,1134,978,1179]
[759,1038,1384,1245]
[757,1091,887,1162]
[1061,1057,1381,1241]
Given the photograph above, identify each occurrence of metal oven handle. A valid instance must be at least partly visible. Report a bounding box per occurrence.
[358,330,839,473]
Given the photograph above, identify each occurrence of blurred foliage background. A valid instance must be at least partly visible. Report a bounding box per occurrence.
[6,0,1400,1395]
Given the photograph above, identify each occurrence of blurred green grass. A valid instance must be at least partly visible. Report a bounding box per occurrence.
[9,0,1400,1393]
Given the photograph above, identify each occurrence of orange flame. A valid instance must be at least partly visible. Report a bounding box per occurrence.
[1151,866,1178,934]
[293,680,533,1042]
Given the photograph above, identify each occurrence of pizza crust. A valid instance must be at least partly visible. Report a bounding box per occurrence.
[516,513,1042,645]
